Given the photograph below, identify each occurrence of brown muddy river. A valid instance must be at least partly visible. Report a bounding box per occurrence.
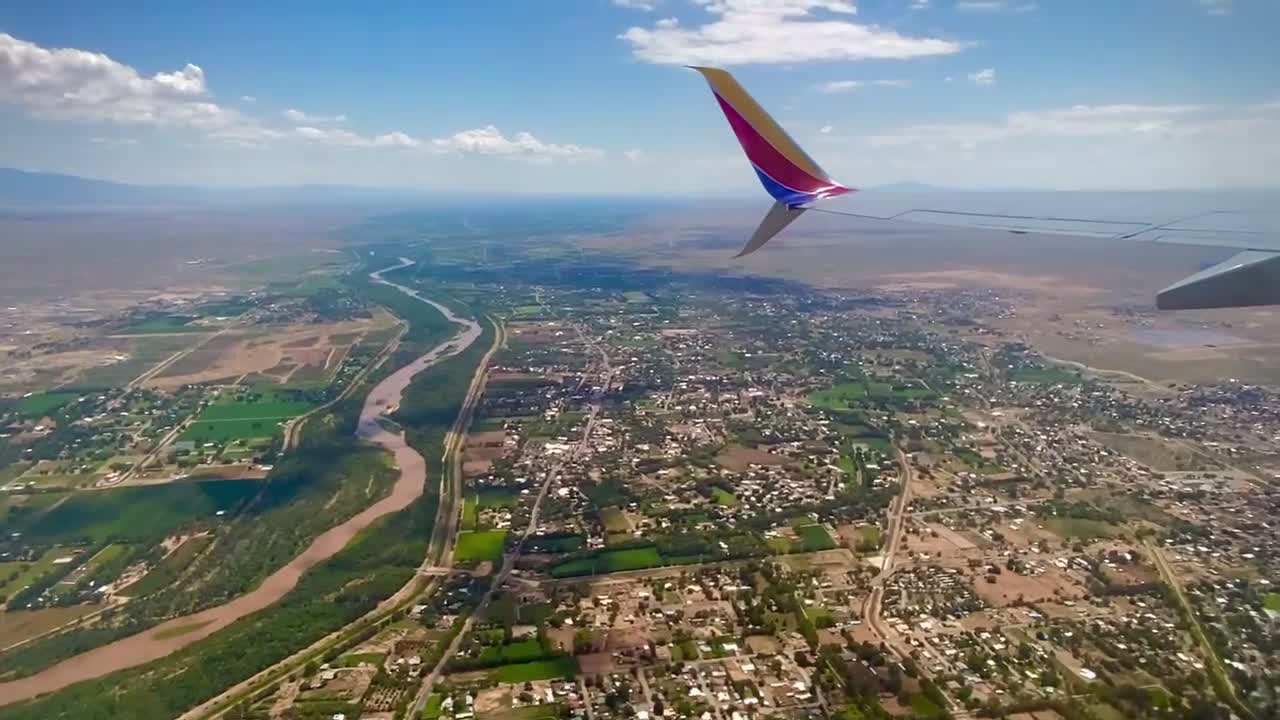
[0,260,479,705]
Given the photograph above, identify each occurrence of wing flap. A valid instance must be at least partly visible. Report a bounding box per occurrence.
[1156,250,1280,310]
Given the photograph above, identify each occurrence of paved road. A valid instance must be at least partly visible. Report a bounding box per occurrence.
[862,446,914,661]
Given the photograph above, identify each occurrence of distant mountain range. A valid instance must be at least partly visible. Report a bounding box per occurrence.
[0,168,443,207]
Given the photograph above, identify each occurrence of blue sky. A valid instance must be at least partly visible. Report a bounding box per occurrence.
[0,0,1276,193]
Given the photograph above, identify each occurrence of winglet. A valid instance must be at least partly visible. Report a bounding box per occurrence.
[691,66,853,210]
[691,66,853,255]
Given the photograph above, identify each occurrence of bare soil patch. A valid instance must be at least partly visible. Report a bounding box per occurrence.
[716,444,791,472]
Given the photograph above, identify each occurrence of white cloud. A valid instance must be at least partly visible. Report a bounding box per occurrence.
[292,124,602,161]
[864,103,1211,147]
[624,148,645,161]
[619,0,965,65]
[819,124,834,134]
[0,32,267,139]
[614,0,659,9]
[817,78,910,93]
[956,1,1037,13]
[968,68,996,85]
[283,108,347,124]
[430,125,603,161]
[241,95,256,102]
[89,136,139,147]
[0,32,602,162]
[911,0,931,9]
[1198,0,1230,15]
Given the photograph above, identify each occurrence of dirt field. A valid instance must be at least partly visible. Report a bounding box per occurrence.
[972,567,1088,607]
[1091,432,1214,472]
[901,523,978,559]
[716,444,791,472]
[0,604,105,649]
[147,314,395,388]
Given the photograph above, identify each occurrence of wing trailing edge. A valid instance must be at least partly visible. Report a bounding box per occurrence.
[1156,250,1280,310]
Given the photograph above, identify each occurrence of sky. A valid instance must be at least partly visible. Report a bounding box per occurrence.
[0,0,1277,194]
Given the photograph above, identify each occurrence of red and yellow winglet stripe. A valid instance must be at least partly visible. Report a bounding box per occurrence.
[691,66,852,206]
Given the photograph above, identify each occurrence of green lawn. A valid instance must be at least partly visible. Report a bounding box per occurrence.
[550,546,664,578]
[454,530,508,565]
[859,526,883,550]
[809,382,867,411]
[492,657,578,683]
[711,487,738,507]
[910,693,947,719]
[1010,366,1081,384]
[1044,517,1118,541]
[179,392,315,444]
[421,693,444,719]
[795,524,837,552]
[1262,593,1280,611]
[476,488,518,508]
[199,394,314,421]
[12,392,81,418]
[478,638,549,665]
[121,315,203,333]
[462,495,479,531]
[179,417,290,444]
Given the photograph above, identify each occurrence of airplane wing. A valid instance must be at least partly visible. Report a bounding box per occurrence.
[689,66,1280,311]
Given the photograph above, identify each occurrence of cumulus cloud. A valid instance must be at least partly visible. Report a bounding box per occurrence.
[911,0,930,9]
[1198,0,1230,15]
[283,108,347,124]
[0,32,602,162]
[864,103,1211,147]
[614,0,658,9]
[292,123,602,161]
[968,68,997,85]
[956,1,1037,13]
[0,32,264,138]
[430,125,603,161]
[623,148,645,161]
[817,78,910,93]
[619,0,965,65]
[819,124,834,134]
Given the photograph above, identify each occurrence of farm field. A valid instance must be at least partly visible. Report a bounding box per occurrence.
[2,481,257,545]
[491,657,578,683]
[795,524,837,552]
[454,530,508,565]
[550,546,664,577]
[179,391,316,444]
[0,604,104,648]
[11,392,81,418]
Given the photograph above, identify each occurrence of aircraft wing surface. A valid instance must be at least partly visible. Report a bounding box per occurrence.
[688,65,1280,310]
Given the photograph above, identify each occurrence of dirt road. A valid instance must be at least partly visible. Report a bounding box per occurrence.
[0,260,479,707]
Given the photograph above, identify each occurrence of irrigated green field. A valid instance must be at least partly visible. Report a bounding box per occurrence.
[454,530,508,565]
[3,481,257,545]
[179,391,315,444]
[550,546,664,577]
[795,524,837,552]
[11,392,81,418]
